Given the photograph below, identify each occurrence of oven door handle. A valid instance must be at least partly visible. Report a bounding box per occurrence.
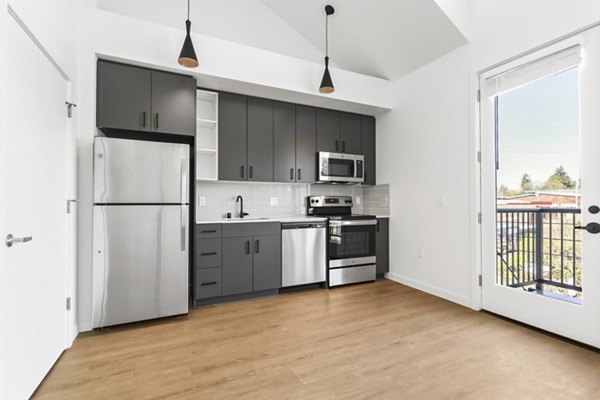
[329,220,377,227]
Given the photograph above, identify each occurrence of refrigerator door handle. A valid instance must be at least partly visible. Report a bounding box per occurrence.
[180,158,188,205]
[180,158,188,252]
[181,206,187,251]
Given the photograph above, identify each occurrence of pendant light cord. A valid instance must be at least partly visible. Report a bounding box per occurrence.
[325,14,329,57]
[187,0,190,20]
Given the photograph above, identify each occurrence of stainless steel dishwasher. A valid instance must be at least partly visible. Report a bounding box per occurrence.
[281,222,327,287]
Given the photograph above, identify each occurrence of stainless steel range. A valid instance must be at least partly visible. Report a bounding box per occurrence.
[307,195,377,287]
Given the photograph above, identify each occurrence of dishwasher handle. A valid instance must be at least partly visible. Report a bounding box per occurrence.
[282,223,326,230]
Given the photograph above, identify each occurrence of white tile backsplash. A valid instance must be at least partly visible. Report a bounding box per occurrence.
[363,184,390,216]
[195,181,372,221]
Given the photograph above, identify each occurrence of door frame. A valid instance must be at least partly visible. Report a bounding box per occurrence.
[2,4,78,348]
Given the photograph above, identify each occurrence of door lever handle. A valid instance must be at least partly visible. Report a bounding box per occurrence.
[574,222,600,234]
[5,234,33,247]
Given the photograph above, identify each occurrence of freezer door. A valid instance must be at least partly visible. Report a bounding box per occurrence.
[93,205,189,328]
[94,137,189,204]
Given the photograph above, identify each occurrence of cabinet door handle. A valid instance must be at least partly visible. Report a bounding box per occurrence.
[255,239,260,254]
[290,168,294,180]
[245,240,250,254]
[335,140,339,152]
[154,113,159,130]
[240,166,245,178]
[201,230,217,233]
[201,281,217,286]
[142,111,146,128]
[376,220,380,232]
[200,252,217,256]
[342,141,346,152]
[297,169,302,181]
[249,166,253,179]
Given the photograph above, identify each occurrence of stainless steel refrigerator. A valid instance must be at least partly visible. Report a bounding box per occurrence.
[92,137,190,328]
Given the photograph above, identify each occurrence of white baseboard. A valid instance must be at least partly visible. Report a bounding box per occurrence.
[78,320,93,332]
[386,272,472,308]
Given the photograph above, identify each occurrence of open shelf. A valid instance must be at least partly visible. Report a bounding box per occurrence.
[195,89,218,181]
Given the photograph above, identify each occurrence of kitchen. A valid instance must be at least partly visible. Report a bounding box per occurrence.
[3,1,600,399]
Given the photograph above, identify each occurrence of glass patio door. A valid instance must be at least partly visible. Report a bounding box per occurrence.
[480,26,600,348]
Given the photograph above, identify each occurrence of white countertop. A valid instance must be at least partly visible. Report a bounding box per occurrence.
[196,216,327,224]
[377,215,390,218]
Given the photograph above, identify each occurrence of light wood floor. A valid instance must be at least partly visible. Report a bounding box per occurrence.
[34,280,600,399]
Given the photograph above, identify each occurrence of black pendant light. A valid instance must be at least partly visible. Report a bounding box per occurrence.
[178,0,199,68]
[319,5,335,94]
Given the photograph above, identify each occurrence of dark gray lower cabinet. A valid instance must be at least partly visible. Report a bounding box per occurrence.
[252,235,281,291]
[196,268,223,299]
[222,237,254,296]
[376,218,389,275]
[195,223,281,303]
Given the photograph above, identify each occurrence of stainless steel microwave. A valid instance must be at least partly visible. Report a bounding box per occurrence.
[318,152,364,184]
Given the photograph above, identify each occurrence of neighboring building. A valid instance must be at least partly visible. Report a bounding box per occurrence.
[498,189,581,209]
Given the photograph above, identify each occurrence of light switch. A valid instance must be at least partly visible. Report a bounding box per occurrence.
[198,196,206,206]
[270,197,279,206]
[418,247,425,259]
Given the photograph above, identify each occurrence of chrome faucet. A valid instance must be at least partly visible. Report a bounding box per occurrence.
[236,195,249,218]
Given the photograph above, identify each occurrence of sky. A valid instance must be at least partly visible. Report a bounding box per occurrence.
[496,67,580,191]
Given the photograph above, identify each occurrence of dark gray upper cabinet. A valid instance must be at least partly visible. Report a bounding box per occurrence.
[361,116,376,185]
[295,106,317,183]
[222,236,253,296]
[247,97,274,182]
[219,93,247,181]
[340,113,362,155]
[376,218,389,275]
[252,235,281,291]
[316,109,340,153]
[97,60,196,136]
[151,70,196,136]
[273,102,296,182]
[97,60,152,132]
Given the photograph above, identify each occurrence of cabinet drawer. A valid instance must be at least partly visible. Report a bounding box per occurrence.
[196,267,222,299]
[222,222,280,238]
[196,238,222,269]
[195,224,222,239]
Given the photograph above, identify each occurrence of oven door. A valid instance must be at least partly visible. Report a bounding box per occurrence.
[329,219,376,267]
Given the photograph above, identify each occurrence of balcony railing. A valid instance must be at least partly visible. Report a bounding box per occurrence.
[496,208,582,299]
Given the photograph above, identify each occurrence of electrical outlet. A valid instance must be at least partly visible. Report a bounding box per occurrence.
[355,196,361,205]
[438,195,447,206]
[198,196,206,206]
[270,197,279,206]
[417,247,425,259]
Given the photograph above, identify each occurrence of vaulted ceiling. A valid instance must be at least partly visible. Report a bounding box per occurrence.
[95,0,468,81]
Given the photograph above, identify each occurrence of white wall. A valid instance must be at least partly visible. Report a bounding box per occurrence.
[377,0,600,308]
[75,6,394,331]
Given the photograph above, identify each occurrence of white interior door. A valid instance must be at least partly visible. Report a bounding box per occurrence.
[480,27,600,348]
[0,13,69,399]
